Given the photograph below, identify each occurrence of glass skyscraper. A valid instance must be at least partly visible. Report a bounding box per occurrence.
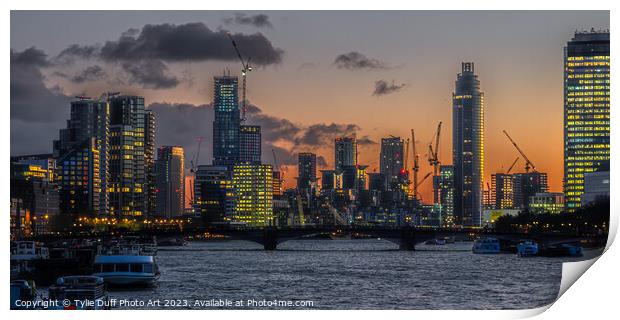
[213,75,240,166]
[155,146,185,218]
[335,137,357,171]
[563,30,610,211]
[239,125,261,164]
[379,137,404,191]
[452,62,484,227]
[297,152,317,190]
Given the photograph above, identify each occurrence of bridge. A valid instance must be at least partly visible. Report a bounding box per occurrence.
[30,225,591,251]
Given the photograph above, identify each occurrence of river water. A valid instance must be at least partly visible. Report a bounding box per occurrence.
[105,239,600,310]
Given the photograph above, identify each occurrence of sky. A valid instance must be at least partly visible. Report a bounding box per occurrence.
[10,10,609,201]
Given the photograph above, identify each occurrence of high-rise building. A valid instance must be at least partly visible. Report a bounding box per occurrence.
[335,137,357,170]
[452,62,484,227]
[438,165,454,226]
[513,172,548,210]
[529,192,565,215]
[582,169,610,206]
[491,173,514,209]
[320,170,338,191]
[272,171,283,197]
[563,30,610,211]
[53,98,109,216]
[107,95,152,218]
[239,125,261,164]
[232,164,274,226]
[145,110,156,215]
[155,146,185,218]
[213,75,240,166]
[380,137,404,191]
[297,153,317,190]
[194,165,234,223]
[367,172,385,192]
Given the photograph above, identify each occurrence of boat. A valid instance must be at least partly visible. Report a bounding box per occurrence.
[10,280,37,310]
[517,241,539,257]
[93,254,159,286]
[10,241,49,279]
[48,276,109,310]
[425,238,447,245]
[540,243,583,257]
[472,237,501,254]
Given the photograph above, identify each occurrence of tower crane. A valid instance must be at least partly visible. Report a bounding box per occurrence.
[272,149,284,193]
[226,32,252,122]
[188,137,204,208]
[411,129,420,200]
[428,121,442,176]
[506,156,520,174]
[502,130,536,173]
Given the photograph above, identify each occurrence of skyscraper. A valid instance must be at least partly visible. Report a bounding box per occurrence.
[380,137,404,191]
[438,165,454,226]
[53,98,109,216]
[491,173,514,209]
[145,109,156,215]
[194,165,234,223]
[232,164,274,226]
[155,146,185,218]
[513,172,548,210]
[107,95,152,217]
[452,62,484,227]
[213,75,240,166]
[239,125,261,164]
[297,152,317,190]
[563,30,610,211]
[335,137,357,170]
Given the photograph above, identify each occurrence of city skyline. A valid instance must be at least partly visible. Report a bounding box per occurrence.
[10,11,610,201]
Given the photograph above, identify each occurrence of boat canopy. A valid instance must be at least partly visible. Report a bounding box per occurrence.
[94,255,154,264]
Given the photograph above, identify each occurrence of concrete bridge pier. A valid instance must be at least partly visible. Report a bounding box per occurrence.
[399,228,416,251]
[263,227,278,250]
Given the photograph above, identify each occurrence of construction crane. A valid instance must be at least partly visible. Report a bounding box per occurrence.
[428,121,442,176]
[403,138,410,174]
[189,137,204,173]
[506,156,520,174]
[272,149,284,193]
[502,130,536,173]
[226,32,252,122]
[411,129,420,200]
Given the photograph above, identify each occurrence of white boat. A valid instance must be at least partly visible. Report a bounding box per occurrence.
[517,241,539,257]
[472,237,501,254]
[93,255,159,286]
[425,238,447,245]
[10,241,49,278]
[48,276,109,310]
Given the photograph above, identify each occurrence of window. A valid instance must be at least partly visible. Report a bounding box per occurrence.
[116,264,129,272]
[102,264,114,272]
[130,263,143,273]
[143,263,153,273]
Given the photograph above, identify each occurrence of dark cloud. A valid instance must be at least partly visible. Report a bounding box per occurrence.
[122,60,179,89]
[99,22,283,65]
[372,79,407,96]
[334,51,388,71]
[55,44,99,65]
[224,13,273,28]
[71,65,107,83]
[11,47,71,155]
[147,102,370,169]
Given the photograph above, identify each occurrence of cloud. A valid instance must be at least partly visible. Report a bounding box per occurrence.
[55,44,100,65]
[122,60,179,89]
[11,47,71,155]
[99,22,283,65]
[372,79,407,96]
[334,51,388,71]
[297,62,318,70]
[224,13,273,28]
[70,65,108,83]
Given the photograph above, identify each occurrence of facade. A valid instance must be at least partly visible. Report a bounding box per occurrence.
[297,153,317,190]
[563,30,610,211]
[491,173,514,209]
[107,95,151,218]
[194,165,234,224]
[239,125,261,164]
[213,75,240,166]
[438,165,455,226]
[335,137,357,170]
[321,170,338,190]
[368,172,385,192]
[529,192,565,215]
[232,164,274,226]
[53,98,109,216]
[145,110,156,215]
[582,170,610,206]
[272,171,283,196]
[380,137,404,191]
[513,172,548,210]
[155,146,185,218]
[452,62,484,226]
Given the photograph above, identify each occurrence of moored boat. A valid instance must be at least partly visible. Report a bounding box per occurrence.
[517,241,539,257]
[48,276,109,310]
[93,255,159,286]
[472,237,500,254]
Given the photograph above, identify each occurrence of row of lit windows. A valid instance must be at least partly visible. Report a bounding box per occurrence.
[566,97,610,102]
[567,56,609,61]
[566,73,609,79]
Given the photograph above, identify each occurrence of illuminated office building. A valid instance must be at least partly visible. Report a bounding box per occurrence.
[438,165,455,226]
[272,171,283,196]
[380,137,404,191]
[54,98,109,216]
[239,125,261,164]
[107,95,153,218]
[335,137,357,170]
[232,164,274,226]
[155,146,185,218]
[213,75,240,166]
[564,30,610,211]
[452,62,484,227]
[194,165,234,223]
[491,173,514,210]
[145,110,156,215]
[529,192,564,215]
[513,172,548,210]
[297,153,317,190]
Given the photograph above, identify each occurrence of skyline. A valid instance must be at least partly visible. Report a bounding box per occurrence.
[10,11,610,201]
